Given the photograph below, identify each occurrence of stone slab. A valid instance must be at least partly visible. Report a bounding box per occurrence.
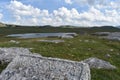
[0,55,90,80]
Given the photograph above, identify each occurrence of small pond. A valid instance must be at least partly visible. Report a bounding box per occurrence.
[7,33,77,39]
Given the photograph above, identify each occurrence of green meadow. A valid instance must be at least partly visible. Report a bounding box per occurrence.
[0,27,120,80]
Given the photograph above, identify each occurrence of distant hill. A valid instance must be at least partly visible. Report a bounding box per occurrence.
[90,26,120,32]
[0,22,120,32]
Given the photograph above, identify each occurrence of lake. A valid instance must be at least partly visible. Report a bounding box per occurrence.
[7,33,77,39]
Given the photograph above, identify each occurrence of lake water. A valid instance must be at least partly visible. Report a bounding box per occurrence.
[7,33,77,39]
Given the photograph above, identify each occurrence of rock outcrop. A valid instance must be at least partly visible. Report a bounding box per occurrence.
[0,47,31,63]
[93,32,120,41]
[0,55,90,80]
[82,57,116,69]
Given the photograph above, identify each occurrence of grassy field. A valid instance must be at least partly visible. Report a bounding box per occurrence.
[0,27,120,80]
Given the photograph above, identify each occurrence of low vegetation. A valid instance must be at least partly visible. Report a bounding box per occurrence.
[0,27,120,80]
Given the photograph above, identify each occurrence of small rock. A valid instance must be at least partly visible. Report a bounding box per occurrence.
[9,40,20,44]
[105,54,111,58]
[88,48,92,51]
[109,49,114,52]
[82,57,116,69]
[84,40,89,42]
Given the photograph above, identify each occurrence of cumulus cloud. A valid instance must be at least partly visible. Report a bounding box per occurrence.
[8,1,37,25]
[8,0,49,25]
[7,0,120,26]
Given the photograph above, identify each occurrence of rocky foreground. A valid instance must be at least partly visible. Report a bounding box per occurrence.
[0,48,90,80]
[0,47,117,80]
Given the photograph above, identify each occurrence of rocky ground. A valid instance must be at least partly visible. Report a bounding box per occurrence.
[0,47,90,80]
[93,32,120,40]
[0,47,117,80]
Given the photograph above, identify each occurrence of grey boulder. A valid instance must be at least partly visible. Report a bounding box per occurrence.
[82,57,116,69]
[0,55,91,80]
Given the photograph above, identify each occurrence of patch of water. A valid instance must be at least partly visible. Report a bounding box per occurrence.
[7,33,77,39]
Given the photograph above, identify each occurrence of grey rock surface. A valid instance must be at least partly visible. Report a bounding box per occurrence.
[0,47,31,63]
[0,55,90,80]
[94,32,120,41]
[82,57,116,69]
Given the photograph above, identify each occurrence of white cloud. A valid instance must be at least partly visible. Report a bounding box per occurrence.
[8,0,49,25]
[51,6,120,26]
[7,0,120,26]
[8,1,41,17]
[65,0,72,4]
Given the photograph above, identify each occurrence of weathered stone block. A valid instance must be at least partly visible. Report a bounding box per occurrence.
[0,55,90,80]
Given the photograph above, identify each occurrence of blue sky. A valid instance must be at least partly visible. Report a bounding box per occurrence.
[0,0,120,26]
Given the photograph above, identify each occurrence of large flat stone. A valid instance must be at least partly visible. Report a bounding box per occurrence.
[0,55,90,80]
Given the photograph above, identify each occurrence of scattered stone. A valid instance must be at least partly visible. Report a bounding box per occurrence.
[60,35,74,38]
[82,57,116,69]
[38,40,65,43]
[94,32,120,41]
[0,55,91,80]
[84,40,89,42]
[88,48,92,51]
[105,54,111,58]
[93,32,110,36]
[109,49,114,52]
[9,40,20,44]
[29,48,33,50]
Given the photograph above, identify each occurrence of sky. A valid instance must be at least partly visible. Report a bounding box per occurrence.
[0,0,120,26]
